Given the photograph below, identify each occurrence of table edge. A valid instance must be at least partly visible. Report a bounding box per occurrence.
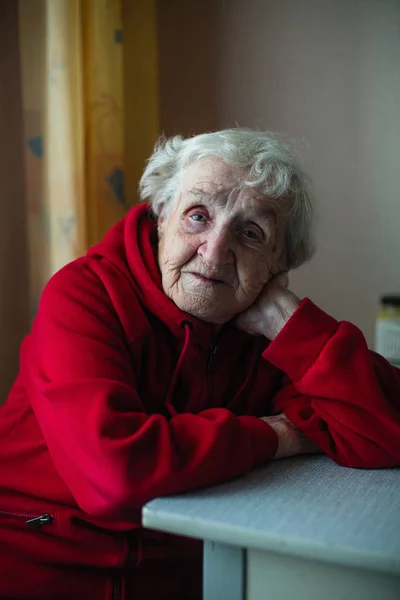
[142,506,400,577]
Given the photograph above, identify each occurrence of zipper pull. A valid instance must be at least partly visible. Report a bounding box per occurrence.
[26,513,54,528]
[207,344,218,372]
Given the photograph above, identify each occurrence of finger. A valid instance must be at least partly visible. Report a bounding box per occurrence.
[275,272,289,288]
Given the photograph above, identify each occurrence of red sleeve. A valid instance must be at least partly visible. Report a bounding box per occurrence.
[24,260,277,519]
[264,298,400,468]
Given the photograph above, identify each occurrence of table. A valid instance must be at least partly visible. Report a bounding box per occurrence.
[142,455,400,600]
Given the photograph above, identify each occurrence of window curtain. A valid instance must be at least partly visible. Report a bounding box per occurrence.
[18,0,159,317]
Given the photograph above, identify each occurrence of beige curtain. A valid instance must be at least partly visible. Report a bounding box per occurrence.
[18,0,159,315]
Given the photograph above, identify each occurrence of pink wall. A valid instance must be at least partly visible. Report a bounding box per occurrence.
[157,0,400,345]
[0,1,29,402]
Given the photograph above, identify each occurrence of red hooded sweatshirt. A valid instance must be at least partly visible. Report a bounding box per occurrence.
[1,203,400,600]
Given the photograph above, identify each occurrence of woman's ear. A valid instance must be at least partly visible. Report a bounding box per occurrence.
[157,207,166,237]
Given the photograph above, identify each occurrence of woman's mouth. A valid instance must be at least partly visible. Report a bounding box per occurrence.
[190,273,224,285]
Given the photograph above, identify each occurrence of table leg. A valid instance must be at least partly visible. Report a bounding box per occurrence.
[247,549,400,600]
[203,541,245,600]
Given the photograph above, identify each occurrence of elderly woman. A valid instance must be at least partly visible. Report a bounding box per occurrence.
[1,129,399,600]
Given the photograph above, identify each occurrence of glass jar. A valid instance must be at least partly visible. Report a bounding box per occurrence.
[375,295,400,367]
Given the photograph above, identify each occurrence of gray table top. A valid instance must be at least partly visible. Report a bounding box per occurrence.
[142,456,400,575]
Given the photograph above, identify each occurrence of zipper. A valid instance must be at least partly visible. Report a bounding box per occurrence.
[110,534,138,600]
[0,510,54,528]
[110,571,123,600]
[207,342,218,372]
[206,342,218,405]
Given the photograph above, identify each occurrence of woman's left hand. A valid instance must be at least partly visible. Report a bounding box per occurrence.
[261,413,321,459]
[234,273,301,340]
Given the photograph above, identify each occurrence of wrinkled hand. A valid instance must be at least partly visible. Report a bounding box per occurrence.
[261,413,321,459]
[235,273,301,340]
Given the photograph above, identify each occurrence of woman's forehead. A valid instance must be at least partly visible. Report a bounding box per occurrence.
[180,157,246,192]
[178,158,281,219]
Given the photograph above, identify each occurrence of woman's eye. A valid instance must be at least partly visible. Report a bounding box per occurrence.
[190,213,207,222]
[242,229,259,240]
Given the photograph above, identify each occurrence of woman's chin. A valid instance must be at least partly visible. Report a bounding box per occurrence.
[173,294,234,325]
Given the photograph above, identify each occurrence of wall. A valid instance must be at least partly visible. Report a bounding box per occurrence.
[0,1,29,402]
[157,0,220,136]
[157,0,400,346]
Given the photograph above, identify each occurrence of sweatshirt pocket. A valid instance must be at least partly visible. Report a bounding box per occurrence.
[0,506,62,565]
[0,508,55,529]
[0,504,128,570]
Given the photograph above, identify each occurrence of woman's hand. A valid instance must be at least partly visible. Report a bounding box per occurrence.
[261,413,321,459]
[234,273,301,340]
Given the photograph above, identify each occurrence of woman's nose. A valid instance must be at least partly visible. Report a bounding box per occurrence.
[197,229,234,266]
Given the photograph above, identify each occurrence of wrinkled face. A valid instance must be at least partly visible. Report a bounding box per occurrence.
[157,157,285,324]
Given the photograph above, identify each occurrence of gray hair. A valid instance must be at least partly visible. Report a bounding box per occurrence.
[139,128,315,269]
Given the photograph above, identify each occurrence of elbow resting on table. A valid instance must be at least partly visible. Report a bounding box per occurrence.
[330,439,400,470]
[73,475,165,519]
